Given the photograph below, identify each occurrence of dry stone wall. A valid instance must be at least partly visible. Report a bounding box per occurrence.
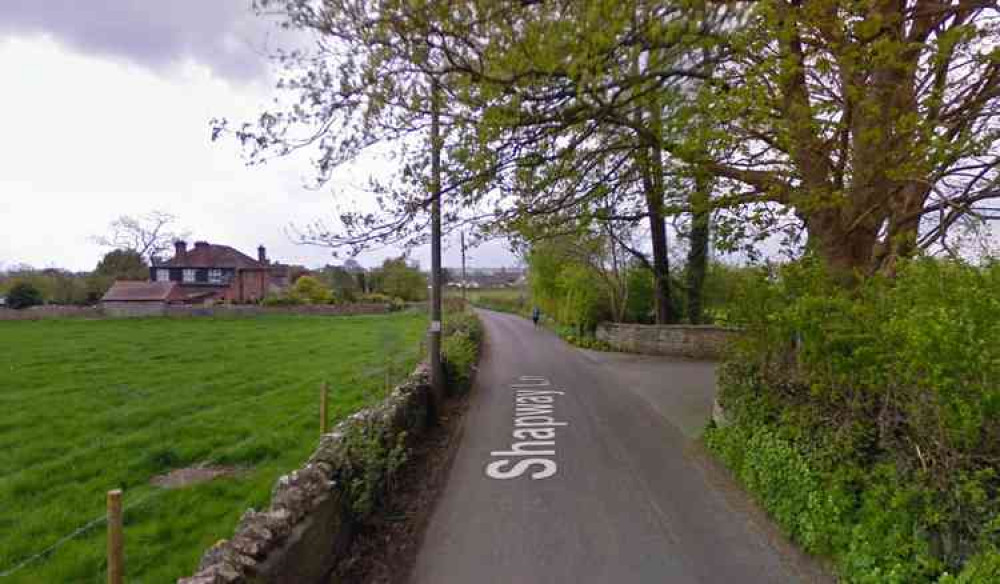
[596,322,738,360]
[0,306,102,320]
[0,304,392,321]
[178,365,431,584]
[161,304,391,318]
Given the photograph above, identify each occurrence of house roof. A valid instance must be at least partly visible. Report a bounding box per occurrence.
[156,243,266,269]
[102,281,182,302]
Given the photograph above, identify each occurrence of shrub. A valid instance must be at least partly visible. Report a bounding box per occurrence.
[337,421,408,518]
[709,257,1000,582]
[291,275,334,304]
[260,293,303,307]
[939,549,1000,583]
[6,282,44,309]
[358,293,403,310]
[441,310,483,394]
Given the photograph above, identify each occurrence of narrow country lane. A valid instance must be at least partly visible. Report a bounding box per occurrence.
[410,309,832,584]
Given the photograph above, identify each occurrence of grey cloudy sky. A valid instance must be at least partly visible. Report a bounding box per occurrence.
[0,0,275,81]
[0,0,517,272]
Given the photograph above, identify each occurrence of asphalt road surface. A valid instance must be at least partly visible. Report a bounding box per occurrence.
[410,309,832,584]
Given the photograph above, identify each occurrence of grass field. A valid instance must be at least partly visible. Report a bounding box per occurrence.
[457,287,530,315]
[0,312,427,583]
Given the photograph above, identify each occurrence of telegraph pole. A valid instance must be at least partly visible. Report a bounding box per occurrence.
[428,77,444,409]
[461,231,468,303]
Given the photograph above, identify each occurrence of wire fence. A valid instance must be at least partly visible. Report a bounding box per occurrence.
[0,487,164,579]
[0,346,421,581]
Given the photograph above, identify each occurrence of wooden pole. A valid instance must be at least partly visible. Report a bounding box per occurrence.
[320,382,329,436]
[428,77,444,410]
[461,231,467,304]
[107,489,123,584]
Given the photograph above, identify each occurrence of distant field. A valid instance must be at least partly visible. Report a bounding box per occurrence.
[457,287,530,315]
[0,312,426,583]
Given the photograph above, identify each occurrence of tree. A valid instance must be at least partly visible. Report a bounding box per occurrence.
[94,249,148,280]
[86,249,150,301]
[526,239,613,333]
[316,265,360,303]
[92,211,189,261]
[7,282,43,309]
[689,0,1000,280]
[291,276,334,304]
[373,258,428,302]
[418,0,732,323]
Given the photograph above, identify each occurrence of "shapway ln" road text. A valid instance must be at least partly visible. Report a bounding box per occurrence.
[485,376,566,480]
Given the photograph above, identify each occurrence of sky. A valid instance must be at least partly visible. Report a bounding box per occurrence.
[0,0,519,273]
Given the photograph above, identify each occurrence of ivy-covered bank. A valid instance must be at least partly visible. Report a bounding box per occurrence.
[706,259,1000,583]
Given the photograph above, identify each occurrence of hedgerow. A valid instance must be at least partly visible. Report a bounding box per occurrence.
[706,257,1000,582]
[441,308,484,394]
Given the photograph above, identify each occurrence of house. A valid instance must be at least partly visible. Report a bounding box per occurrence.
[101,281,187,317]
[148,241,290,304]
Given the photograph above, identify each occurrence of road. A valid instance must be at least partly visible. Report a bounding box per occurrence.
[410,309,831,584]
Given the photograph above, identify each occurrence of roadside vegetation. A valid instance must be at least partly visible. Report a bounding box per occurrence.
[706,258,1000,582]
[460,288,529,316]
[440,304,484,393]
[0,312,426,582]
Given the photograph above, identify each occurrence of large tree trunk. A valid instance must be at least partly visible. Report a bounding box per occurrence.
[686,176,711,324]
[639,144,676,324]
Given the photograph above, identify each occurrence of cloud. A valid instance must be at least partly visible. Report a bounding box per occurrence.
[0,37,519,272]
[0,0,282,81]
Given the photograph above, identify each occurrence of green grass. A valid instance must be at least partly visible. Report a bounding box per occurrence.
[0,312,427,583]
[459,287,530,315]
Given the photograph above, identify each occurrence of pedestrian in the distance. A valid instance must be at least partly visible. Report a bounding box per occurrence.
[532,306,541,327]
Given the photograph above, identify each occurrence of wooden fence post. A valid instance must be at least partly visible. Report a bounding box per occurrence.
[320,382,329,436]
[107,489,123,584]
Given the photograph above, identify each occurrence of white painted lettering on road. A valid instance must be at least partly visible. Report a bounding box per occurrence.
[485,376,566,480]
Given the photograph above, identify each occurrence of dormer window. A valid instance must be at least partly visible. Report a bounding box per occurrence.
[183,269,196,283]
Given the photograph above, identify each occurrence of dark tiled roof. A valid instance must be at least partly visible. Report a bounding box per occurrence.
[102,281,181,302]
[158,244,265,269]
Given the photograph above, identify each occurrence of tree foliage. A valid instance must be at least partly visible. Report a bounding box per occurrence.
[6,282,44,310]
[291,275,334,304]
[687,0,1000,278]
[370,258,427,302]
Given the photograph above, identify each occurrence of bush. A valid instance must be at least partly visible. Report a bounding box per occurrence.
[358,293,404,311]
[260,293,304,307]
[441,309,483,394]
[291,275,334,304]
[6,282,44,309]
[337,421,408,519]
[708,257,1000,582]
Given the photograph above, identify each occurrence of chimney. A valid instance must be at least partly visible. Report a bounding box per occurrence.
[174,240,187,257]
[194,241,210,250]
[258,245,268,264]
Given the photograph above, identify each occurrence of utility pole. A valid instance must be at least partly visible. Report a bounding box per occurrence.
[461,230,467,303]
[428,77,444,410]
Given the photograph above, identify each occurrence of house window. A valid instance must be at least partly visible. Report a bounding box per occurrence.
[183,269,196,283]
[208,269,223,284]
[156,269,170,282]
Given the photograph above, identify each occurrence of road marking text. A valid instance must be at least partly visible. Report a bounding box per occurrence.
[485,376,566,480]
